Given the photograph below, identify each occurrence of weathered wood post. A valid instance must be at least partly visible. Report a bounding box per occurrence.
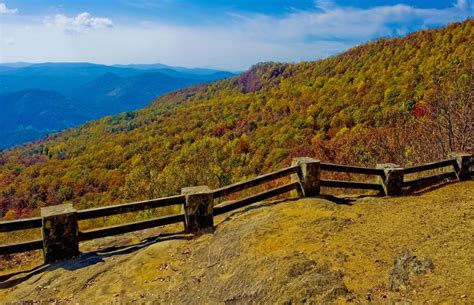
[448,152,472,181]
[181,186,214,232]
[376,163,404,196]
[41,203,79,264]
[291,157,321,197]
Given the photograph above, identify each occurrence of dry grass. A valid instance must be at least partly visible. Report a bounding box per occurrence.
[0,181,472,304]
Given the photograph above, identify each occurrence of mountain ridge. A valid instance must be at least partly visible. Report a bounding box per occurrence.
[0,63,236,149]
[0,19,471,219]
[0,89,87,150]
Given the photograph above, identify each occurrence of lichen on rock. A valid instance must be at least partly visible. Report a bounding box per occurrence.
[388,248,435,292]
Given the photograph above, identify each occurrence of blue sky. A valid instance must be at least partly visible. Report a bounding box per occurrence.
[1,0,473,70]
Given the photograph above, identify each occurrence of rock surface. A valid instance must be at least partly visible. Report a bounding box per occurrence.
[388,248,435,292]
[0,181,473,304]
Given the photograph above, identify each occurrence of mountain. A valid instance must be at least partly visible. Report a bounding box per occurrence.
[112,64,237,81]
[0,90,88,150]
[71,72,204,117]
[0,63,236,148]
[112,63,237,75]
[0,19,471,218]
[0,62,32,68]
[144,68,236,81]
[0,62,32,69]
[0,63,162,95]
[0,66,18,73]
[0,63,237,95]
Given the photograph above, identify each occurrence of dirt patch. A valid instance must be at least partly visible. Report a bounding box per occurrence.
[279,253,352,304]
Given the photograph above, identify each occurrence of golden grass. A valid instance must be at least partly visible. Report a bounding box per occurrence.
[0,181,472,304]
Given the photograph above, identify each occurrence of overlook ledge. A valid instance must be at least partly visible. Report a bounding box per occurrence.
[0,181,472,304]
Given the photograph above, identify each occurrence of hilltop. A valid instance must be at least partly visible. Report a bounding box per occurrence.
[0,20,472,220]
[1,181,472,303]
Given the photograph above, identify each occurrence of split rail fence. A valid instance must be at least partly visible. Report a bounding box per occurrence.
[0,152,472,264]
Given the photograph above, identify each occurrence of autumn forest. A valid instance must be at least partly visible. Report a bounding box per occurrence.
[0,19,472,220]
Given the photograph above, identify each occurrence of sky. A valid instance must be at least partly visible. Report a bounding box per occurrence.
[0,0,473,70]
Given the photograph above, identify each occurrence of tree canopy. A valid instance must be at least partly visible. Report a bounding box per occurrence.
[0,19,472,219]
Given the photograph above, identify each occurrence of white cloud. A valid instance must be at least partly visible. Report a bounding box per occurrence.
[314,0,337,11]
[45,12,113,33]
[242,1,472,44]
[0,2,17,14]
[1,2,473,70]
[454,0,468,10]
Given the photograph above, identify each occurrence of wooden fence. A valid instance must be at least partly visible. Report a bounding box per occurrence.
[0,153,472,264]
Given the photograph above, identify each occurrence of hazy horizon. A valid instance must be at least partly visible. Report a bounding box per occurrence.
[1,0,473,70]
[0,61,236,71]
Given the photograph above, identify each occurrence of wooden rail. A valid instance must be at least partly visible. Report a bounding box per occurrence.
[0,217,42,233]
[0,153,471,260]
[77,195,184,220]
[402,159,456,174]
[403,171,457,188]
[320,163,385,177]
[0,239,43,255]
[401,158,461,189]
[214,181,301,216]
[212,165,300,198]
[320,179,384,192]
[79,214,184,241]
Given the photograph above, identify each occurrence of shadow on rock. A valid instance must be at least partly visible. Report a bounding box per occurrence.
[0,232,189,288]
[313,194,356,205]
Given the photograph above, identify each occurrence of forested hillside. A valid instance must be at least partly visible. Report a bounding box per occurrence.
[0,20,472,219]
[0,90,87,149]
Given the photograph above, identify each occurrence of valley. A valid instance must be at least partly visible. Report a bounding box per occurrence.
[0,62,235,149]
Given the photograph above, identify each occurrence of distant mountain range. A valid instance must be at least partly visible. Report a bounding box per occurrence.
[0,62,237,150]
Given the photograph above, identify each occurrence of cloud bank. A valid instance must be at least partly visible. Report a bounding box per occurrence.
[0,2,17,14]
[1,1,473,70]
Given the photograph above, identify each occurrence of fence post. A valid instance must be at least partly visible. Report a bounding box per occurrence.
[448,152,472,181]
[181,186,214,233]
[291,157,321,197]
[376,163,404,196]
[41,203,79,264]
